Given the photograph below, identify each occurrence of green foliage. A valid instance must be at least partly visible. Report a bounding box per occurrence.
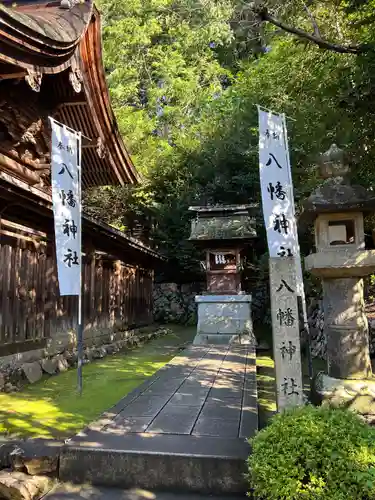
[96,0,233,175]
[85,0,375,275]
[248,405,375,500]
[83,184,154,233]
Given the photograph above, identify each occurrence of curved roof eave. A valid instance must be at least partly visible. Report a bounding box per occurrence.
[0,1,94,72]
[78,7,140,185]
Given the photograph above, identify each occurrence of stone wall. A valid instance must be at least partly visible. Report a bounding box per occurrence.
[153,281,271,326]
[151,280,375,358]
[0,323,148,370]
[307,300,327,359]
[251,283,271,325]
[0,326,170,393]
[153,282,204,325]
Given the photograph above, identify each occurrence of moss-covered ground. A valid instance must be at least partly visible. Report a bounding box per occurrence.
[0,325,195,440]
[0,321,328,440]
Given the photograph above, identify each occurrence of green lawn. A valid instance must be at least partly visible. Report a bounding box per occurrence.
[0,326,195,440]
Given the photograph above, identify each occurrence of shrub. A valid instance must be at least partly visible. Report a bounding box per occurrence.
[248,405,375,499]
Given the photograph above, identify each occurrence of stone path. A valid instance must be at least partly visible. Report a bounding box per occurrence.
[59,345,258,494]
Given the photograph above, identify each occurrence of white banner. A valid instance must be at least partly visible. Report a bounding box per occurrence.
[50,118,82,296]
[258,108,298,258]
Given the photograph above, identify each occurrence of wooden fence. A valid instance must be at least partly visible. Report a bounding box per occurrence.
[0,219,154,356]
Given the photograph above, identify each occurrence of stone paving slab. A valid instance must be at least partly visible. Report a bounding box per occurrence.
[106,416,150,434]
[60,435,250,493]
[148,405,201,435]
[118,395,171,418]
[192,417,240,438]
[60,345,258,493]
[68,344,257,443]
[143,378,186,395]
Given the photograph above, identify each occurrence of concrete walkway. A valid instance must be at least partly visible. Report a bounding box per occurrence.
[59,345,258,494]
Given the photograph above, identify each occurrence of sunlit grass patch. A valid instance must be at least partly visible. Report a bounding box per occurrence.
[256,354,277,427]
[0,325,195,440]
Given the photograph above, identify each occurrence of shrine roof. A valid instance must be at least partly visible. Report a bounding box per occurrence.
[0,1,94,72]
[0,171,166,264]
[189,212,257,243]
[0,0,139,187]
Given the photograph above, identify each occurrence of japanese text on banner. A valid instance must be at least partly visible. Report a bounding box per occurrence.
[50,118,81,296]
[258,109,298,258]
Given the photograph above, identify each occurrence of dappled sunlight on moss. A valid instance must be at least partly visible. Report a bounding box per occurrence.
[0,395,81,438]
[257,354,277,420]
[256,355,275,368]
[0,326,196,440]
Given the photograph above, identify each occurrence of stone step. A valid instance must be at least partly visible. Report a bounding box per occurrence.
[59,433,250,494]
[59,345,257,495]
[45,483,246,500]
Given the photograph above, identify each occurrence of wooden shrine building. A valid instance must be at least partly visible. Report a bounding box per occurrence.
[0,0,163,363]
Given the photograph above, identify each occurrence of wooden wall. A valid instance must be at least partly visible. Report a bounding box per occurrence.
[0,218,153,357]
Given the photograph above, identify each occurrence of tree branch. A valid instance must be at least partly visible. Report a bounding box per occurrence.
[302,1,321,38]
[255,6,372,55]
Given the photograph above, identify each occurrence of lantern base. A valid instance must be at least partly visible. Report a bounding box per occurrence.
[312,372,375,422]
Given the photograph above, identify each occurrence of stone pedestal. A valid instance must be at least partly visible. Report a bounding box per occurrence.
[310,276,375,417]
[323,277,372,379]
[194,295,253,345]
[305,254,375,414]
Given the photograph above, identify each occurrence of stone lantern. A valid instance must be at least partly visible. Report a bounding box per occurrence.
[301,144,375,414]
[188,204,257,345]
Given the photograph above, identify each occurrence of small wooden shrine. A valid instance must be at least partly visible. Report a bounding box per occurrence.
[188,204,257,345]
[189,205,257,294]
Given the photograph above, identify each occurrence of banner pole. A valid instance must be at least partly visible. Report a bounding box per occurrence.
[77,131,83,395]
[77,292,83,395]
